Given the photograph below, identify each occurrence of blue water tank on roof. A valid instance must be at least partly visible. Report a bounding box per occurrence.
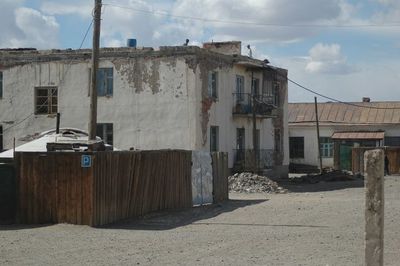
[127,39,137,48]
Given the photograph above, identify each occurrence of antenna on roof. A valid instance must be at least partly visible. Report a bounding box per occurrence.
[247,44,252,58]
[183,39,189,46]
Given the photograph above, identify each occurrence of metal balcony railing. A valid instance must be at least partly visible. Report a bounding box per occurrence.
[233,149,274,171]
[232,93,276,116]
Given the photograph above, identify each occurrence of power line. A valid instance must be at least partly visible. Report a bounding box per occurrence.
[103,2,400,28]
[288,78,400,110]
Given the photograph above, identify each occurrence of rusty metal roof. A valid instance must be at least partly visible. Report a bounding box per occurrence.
[289,102,400,125]
[331,131,385,140]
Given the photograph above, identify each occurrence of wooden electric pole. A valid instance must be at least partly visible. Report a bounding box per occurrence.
[251,71,257,173]
[314,97,323,173]
[89,0,102,140]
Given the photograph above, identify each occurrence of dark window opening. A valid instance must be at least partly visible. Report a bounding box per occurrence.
[96,123,113,145]
[289,137,304,158]
[210,126,219,152]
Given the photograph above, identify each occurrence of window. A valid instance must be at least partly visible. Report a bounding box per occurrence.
[289,137,304,158]
[0,72,3,98]
[274,128,282,152]
[251,78,260,96]
[385,137,400,147]
[255,129,260,151]
[273,82,280,106]
[235,75,244,102]
[90,68,113,96]
[236,128,245,150]
[35,87,58,115]
[96,123,113,145]
[210,126,219,152]
[320,137,333,157]
[208,71,218,99]
[0,126,3,151]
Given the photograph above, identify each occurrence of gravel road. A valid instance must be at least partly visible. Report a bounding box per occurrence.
[1,176,399,266]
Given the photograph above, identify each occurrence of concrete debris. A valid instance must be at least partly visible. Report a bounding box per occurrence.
[229,172,288,193]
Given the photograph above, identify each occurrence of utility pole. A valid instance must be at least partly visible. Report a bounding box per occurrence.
[314,97,323,173]
[251,70,257,173]
[89,0,102,141]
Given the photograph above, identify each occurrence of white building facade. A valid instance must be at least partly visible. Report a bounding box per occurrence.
[288,101,400,171]
[0,42,289,176]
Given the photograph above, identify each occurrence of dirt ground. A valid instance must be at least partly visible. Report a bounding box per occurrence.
[1,176,399,266]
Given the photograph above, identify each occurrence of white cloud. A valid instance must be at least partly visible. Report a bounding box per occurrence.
[305,43,356,75]
[0,2,59,49]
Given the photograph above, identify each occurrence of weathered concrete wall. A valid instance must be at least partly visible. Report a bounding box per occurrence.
[0,55,199,151]
[1,47,289,173]
[191,151,213,206]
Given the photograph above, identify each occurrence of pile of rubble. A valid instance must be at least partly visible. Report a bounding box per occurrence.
[228,172,287,194]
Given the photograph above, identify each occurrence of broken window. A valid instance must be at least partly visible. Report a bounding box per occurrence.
[96,123,113,145]
[289,137,304,158]
[210,126,219,152]
[0,72,3,98]
[320,137,333,157]
[34,87,58,115]
[208,71,218,99]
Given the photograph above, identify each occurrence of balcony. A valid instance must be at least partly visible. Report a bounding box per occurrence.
[232,93,277,117]
[233,149,274,171]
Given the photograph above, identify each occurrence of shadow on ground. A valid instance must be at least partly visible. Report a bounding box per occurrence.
[275,179,364,193]
[103,199,267,230]
[0,223,51,231]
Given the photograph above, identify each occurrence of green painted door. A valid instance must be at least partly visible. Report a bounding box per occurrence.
[340,145,352,171]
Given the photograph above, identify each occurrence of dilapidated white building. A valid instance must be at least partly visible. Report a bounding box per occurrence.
[0,41,289,176]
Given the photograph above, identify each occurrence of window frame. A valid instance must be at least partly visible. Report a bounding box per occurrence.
[34,86,58,115]
[319,137,333,157]
[96,123,113,145]
[235,75,244,102]
[289,136,304,159]
[208,71,218,100]
[210,126,219,152]
[89,67,114,97]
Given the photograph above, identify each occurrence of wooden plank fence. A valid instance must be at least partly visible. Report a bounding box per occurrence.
[16,150,193,226]
[352,147,400,175]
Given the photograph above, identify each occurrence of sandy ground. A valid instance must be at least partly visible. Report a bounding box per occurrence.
[1,176,399,266]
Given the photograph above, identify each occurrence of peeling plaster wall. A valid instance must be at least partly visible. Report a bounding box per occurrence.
[0,56,199,151]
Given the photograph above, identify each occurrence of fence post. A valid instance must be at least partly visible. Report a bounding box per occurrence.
[364,149,384,266]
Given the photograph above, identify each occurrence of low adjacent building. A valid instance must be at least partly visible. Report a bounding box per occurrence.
[288,98,400,171]
[0,41,289,176]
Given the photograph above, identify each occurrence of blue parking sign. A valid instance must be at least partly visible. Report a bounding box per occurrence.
[81,155,92,168]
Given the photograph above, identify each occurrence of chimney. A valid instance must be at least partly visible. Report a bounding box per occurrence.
[362,97,370,102]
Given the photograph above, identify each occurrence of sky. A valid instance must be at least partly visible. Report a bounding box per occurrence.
[1,0,399,103]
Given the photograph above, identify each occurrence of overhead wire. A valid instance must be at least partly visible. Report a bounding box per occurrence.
[102,2,400,28]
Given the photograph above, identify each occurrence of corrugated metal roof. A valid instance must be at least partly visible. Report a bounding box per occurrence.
[289,102,400,125]
[331,131,385,140]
